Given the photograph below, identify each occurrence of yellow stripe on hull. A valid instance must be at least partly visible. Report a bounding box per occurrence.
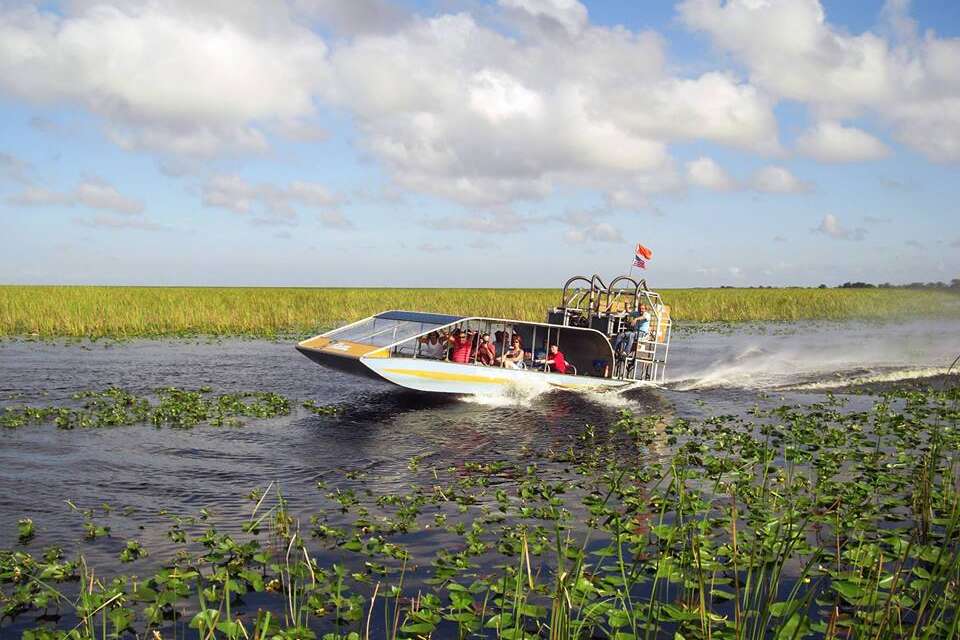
[380,368,511,385]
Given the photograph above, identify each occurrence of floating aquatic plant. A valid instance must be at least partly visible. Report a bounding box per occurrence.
[1,387,295,430]
[1,387,958,638]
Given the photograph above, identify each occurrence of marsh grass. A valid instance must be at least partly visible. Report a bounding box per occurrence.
[1,286,957,338]
[2,386,959,638]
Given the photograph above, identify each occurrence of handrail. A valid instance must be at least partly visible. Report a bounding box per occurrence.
[560,275,592,308]
[567,290,589,310]
[588,274,609,321]
[606,275,640,312]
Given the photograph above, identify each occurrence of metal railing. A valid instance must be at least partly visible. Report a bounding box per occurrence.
[556,274,671,383]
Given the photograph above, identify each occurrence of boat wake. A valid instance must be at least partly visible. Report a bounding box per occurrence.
[459,377,560,406]
[459,378,660,408]
[668,339,959,392]
[788,366,954,391]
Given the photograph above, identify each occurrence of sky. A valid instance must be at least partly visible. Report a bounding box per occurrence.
[0,0,958,288]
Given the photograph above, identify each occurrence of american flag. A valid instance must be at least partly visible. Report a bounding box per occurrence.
[633,242,652,269]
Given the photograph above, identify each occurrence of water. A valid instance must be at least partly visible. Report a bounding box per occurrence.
[0,319,957,635]
[2,320,957,545]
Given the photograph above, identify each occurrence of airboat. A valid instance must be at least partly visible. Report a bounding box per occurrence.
[296,275,671,395]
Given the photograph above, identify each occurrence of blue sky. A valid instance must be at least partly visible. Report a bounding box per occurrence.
[1,0,958,287]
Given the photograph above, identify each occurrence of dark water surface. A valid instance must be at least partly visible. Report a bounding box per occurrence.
[2,319,958,550]
[1,319,958,636]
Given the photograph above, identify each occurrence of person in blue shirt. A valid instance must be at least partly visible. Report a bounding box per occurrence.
[613,304,651,358]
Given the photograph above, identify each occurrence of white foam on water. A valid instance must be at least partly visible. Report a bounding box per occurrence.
[668,319,960,391]
[582,382,659,409]
[459,379,658,409]
[458,376,558,406]
[670,344,841,390]
[790,367,952,390]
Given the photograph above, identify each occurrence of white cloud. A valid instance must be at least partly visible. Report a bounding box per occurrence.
[796,121,890,162]
[0,0,790,212]
[678,0,960,162]
[685,156,735,190]
[552,205,639,243]
[427,209,534,234]
[202,175,342,226]
[605,189,649,212]
[7,178,143,214]
[750,166,811,193]
[498,0,589,37]
[325,12,777,206]
[608,72,781,154]
[318,210,353,229]
[467,238,498,250]
[296,0,409,35]
[564,221,623,244]
[202,175,259,214]
[8,186,65,207]
[0,3,328,157]
[74,213,168,231]
[287,181,339,207]
[270,119,329,143]
[74,180,145,215]
[0,151,30,183]
[417,242,452,253]
[468,69,544,124]
[813,213,867,240]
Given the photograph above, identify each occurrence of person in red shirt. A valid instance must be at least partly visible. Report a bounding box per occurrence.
[544,344,567,374]
[448,329,473,363]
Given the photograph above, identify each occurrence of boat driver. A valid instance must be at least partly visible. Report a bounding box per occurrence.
[613,304,651,358]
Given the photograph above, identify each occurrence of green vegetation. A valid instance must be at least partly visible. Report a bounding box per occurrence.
[1,286,957,338]
[2,387,958,638]
[1,387,293,430]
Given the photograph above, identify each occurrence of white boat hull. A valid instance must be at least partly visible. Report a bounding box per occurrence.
[360,356,634,395]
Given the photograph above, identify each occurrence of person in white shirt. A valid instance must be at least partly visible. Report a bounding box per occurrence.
[418,331,447,359]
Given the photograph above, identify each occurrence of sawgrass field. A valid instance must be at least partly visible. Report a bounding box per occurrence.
[0,285,957,338]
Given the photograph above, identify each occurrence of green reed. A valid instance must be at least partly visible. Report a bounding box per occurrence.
[2,386,959,639]
[1,285,957,338]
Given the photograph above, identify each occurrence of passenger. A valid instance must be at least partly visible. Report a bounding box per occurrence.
[613,304,651,358]
[493,330,508,358]
[544,344,567,374]
[476,333,496,366]
[497,335,524,369]
[448,328,473,364]
[533,339,547,362]
[418,331,446,359]
[469,330,481,359]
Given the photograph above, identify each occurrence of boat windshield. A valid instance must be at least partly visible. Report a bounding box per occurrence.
[324,311,461,347]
